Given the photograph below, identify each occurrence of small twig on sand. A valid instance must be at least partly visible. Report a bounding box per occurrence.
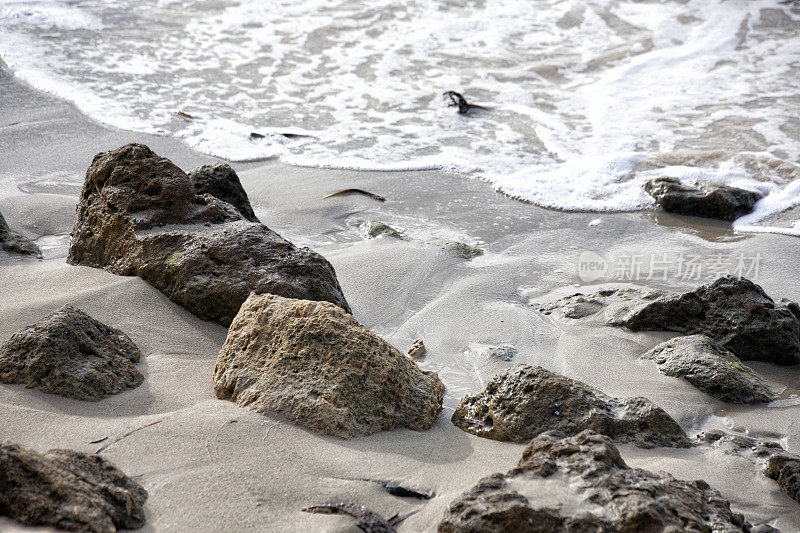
[205,419,238,461]
[96,420,163,454]
[322,189,386,202]
[89,436,108,444]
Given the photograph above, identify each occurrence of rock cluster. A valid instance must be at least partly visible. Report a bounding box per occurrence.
[213,293,445,438]
[451,365,689,448]
[0,441,147,532]
[641,334,775,404]
[0,210,41,257]
[0,305,143,401]
[188,162,259,223]
[67,143,349,325]
[438,430,756,532]
[644,176,763,221]
[624,276,800,365]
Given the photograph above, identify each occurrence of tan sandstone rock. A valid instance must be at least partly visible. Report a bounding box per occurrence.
[213,293,445,438]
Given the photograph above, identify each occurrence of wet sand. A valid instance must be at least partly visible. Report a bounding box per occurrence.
[2,60,800,531]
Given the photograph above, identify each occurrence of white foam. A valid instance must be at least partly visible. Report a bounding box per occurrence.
[0,0,797,233]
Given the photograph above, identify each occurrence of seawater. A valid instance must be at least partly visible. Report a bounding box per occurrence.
[1,0,798,232]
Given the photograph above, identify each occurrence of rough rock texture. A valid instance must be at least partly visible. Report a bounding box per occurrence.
[699,430,800,506]
[0,210,41,257]
[641,335,775,404]
[0,305,142,401]
[451,365,689,448]
[624,276,800,365]
[0,441,147,532]
[441,241,484,259]
[67,143,349,325]
[213,293,445,438]
[360,220,404,239]
[438,430,754,533]
[187,162,259,223]
[644,176,763,221]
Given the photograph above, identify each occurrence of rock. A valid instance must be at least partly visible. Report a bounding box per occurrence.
[407,338,426,359]
[67,143,349,325]
[765,453,800,504]
[451,365,689,448]
[0,441,147,532]
[213,293,445,438]
[624,276,800,365]
[0,305,143,401]
[303,503,414,532]
[187,162,259,223]
[641,335,775,404]
[0,211,41,257]
[441,241,484,259]
[438,430,753,533]
[644,176,763,221]
[475,344,517,361]
[360,220,404,239]
[698,430,800,506]
[537,287,667,324]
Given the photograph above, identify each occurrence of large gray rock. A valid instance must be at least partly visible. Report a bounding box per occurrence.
[641,335,775,404]
[537,287,666,324]
[644,176,763,221]
[624,276,800,365]
[0,210,41,257]
[0,305,143,401]
[67,143,349,325]
[451,365,690,448]
[213,293,445,438]
[188,162,259,223]
[438,430,754,533]
[0,441,147,532]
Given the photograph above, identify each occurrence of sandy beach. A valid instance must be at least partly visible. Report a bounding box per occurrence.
[2,52,800,533]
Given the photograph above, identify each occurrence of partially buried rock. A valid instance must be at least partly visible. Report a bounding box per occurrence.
[0,305,142,401]
[624,276,800,365]
[537,287,667,324]
[188,162,260,223]
[765,454,800,504]
[0,210,41,258]
[641,334,775,404]
[360,220,404,239]
[451,365,689,448]
[213,293,445,438]
[644,176,763,221]
[67,143,349,325]
[438,430,756,532]
[0,441,147,532]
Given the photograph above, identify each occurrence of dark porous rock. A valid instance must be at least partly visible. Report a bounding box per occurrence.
[765,453,800,504]
[67,143,349,325]
[641,335,775,404]
[0,441,147,532]
[188,162,259,223]
[0,211,41,257]
[624,276,800,365]
[438,430,753,533]
[644,176,763,221]
[213,293,445,438]
[451,365,689,448]
[0,305,142,401]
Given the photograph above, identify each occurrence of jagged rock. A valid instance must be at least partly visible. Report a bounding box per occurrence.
[641,335,775,404]
[360,220,404,239]
[765,454,800,504]
[438,430,754,533]
[187,162,259,223]
[644,176,763,221]
[67,143,349,325]
[473,344,517,361]
[213,293,445,438]
[624,276,800,365]
[441,241,484,259]
[451,365,689,448]
[0,441,147,532]
[0,211,41,257]
[0,305,142,401]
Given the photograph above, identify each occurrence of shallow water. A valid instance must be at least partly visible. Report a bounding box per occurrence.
[1,0,798,231]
